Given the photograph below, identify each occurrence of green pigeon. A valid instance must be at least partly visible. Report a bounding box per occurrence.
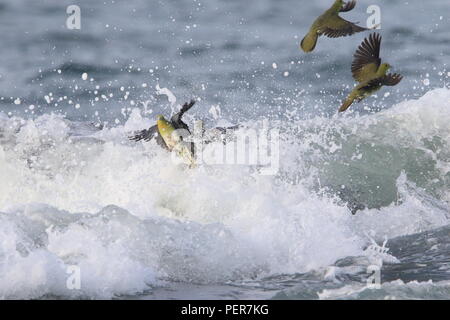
[301,0,368,53]
[156,115,196,167]
[339,33,403,112]
[129,100,197,167]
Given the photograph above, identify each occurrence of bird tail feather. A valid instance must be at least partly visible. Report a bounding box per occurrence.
[300,31,318,53]
[339,97,354,112]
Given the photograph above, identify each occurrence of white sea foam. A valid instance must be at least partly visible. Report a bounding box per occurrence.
[0,88,449,298]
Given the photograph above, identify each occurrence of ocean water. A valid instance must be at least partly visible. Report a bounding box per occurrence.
[0,0,449,299]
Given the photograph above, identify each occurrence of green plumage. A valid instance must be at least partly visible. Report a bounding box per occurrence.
[339,33,403,112]
[129,101,197,167]
[301,0,368,53]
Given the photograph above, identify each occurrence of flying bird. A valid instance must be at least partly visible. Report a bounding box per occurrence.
[130,100,196,166]
[339,33,403,112]
[301,0,368,53]
[130,100,195,150]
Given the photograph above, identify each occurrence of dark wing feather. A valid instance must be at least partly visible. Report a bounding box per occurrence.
[321,16,367,38]
[340,0,356,12]
[171,100,196,126]
[129,125,169,150]
[129,125,159,142]
[362,73,403,90]
[128,125,170,151]
[379,73,403,86]
[352,33,382,82]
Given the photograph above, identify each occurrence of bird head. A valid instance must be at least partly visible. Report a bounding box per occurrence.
[381,63,391,71]
[156,115,166,121]
[378,63,391,75]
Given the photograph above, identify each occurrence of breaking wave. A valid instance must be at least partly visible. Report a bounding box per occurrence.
[0,88,449,299]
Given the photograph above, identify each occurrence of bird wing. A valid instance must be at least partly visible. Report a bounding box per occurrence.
[320,15,367,38]
[170,100,196,125]
[340,0,356,12]
[352,33,382,83]
[129,125,159,142]
[129,124,170,150]
[361,73,403,91]
[382,73,403,86]
[202,125,241,145]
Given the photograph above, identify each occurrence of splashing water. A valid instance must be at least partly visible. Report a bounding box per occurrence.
[0,88,449,299]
